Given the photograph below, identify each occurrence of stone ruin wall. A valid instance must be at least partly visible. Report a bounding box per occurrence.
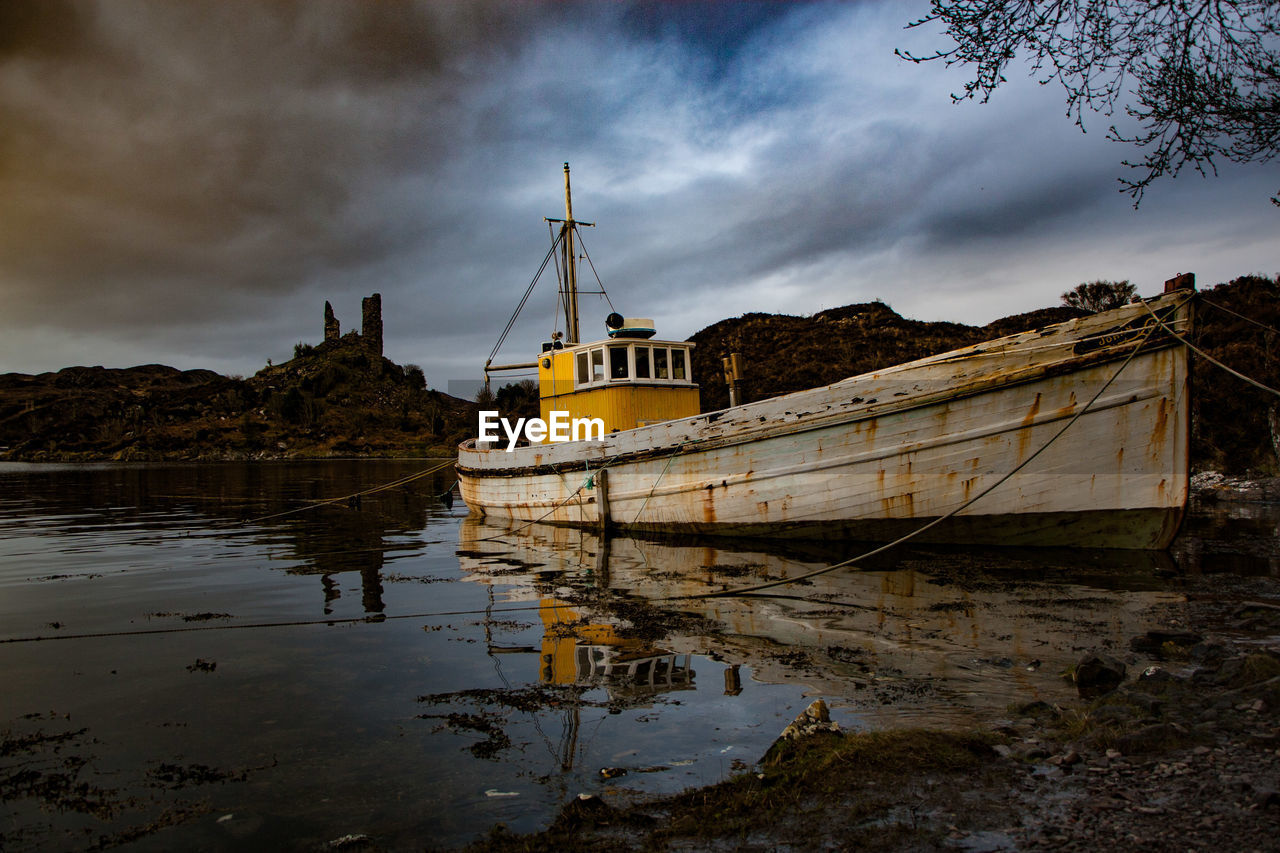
[361,293,383,357]
[324,301,340,342]
[320,293,382,356]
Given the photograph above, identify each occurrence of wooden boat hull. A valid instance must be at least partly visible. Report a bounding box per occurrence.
[458,293,1192,549]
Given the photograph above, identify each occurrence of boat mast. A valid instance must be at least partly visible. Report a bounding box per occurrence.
[562,162,580,345]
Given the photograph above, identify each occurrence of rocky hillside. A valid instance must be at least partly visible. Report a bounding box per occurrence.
[1186,275,1280,473]
[0,336,476,461]
[688,301,1085,412]
[4,275,1277,472]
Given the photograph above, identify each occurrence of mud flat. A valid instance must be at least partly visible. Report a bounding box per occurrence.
[463,579,1280,851]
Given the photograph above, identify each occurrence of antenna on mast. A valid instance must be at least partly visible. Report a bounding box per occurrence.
[561,163,580,345]
[544,163,594,345]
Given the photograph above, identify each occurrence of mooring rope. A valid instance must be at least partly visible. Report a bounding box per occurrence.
[665,312,1165,601]
[472,484,589,542]
[0,589,879,646]
[1141,298,1280,399]
[236,458,457,526]
[470,432,703,540]
[0,605,552,645]
[1198,297,1280,336]
[470,452,627,542]
[631,442,684,524]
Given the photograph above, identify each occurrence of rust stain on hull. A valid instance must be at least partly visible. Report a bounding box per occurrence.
[458,292,1195,550]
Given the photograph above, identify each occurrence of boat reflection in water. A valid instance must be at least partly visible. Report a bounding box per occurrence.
[459,516,1183,728]
[535,597,696,695]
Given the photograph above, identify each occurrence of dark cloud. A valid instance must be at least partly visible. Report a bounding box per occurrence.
[0,1,1273,388]
[0,1,514,334]
[0,0,90,59]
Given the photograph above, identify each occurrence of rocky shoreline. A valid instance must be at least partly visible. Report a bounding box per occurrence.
[1191,471,1280,504]
[997,589,1280,852]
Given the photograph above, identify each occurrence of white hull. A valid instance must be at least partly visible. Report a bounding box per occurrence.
[458,293,1193,549]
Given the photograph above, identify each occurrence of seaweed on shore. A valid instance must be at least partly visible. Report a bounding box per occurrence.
[467,728,1011,852]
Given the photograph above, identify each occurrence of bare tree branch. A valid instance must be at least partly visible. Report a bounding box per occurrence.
[899,1,1280,205]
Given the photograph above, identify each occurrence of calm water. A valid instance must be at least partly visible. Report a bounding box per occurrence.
[1,461,1275,850]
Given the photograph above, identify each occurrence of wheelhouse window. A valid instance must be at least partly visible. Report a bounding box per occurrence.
[572,343,693,388]
[609,346,629,379]
[634,346,650,379]
[654,348,669,379]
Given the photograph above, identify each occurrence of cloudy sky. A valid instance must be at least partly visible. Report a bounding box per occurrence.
[1,1,1275,391]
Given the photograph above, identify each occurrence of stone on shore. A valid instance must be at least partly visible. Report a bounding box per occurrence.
[1075,652,1127,698]
[761,698,842,766]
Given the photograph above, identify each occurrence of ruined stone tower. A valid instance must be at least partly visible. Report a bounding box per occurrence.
[323,301,340,342]
[319,294,382,355]
[361,293,383,356]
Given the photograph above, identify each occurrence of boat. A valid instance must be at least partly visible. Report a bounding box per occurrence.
[457,165,1195,550]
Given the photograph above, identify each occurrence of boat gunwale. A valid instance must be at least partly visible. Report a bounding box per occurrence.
[457,331,1186,480]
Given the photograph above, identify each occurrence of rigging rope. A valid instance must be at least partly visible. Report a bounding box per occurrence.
[487,234,563,368]
[572,229,616,314]
[549,221,565,340]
